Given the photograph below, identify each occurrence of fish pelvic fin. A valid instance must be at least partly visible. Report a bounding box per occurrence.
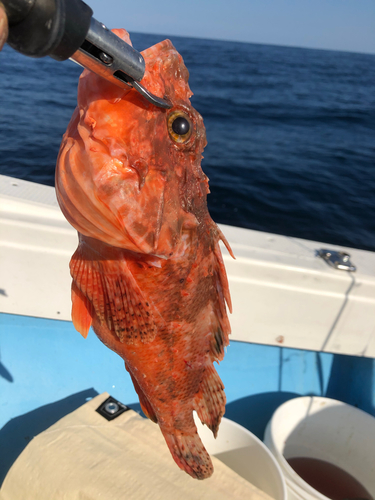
[126,364,158,423]
[194,364,226,438]
[217,225,235,260]
[71,281,93,338]
[70,243,158,345]
[161,428,213,480]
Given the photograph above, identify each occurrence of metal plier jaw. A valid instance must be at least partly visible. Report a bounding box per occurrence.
[71,18,172,109]
[2,0,172,109]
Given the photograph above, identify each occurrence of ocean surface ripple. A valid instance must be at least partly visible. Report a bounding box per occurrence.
[0,34,374,251]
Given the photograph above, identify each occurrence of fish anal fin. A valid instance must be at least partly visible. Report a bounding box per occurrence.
[70,244,158,345]
[161,428,213,479]
[194,364,226,438]
[71,281,92,338]
[126,365,158,423]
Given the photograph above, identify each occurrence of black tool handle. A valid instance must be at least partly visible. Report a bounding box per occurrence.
[3,0,93,60]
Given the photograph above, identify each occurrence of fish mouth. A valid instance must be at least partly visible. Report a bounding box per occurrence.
[141,39,176,59]
[139,39,192,105]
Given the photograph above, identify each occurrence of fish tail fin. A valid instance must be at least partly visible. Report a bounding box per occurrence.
[161,428,213,479]
[71,281,92,338]
[194,364,226,438]
[125,364,158,423]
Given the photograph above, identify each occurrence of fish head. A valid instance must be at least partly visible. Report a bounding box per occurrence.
[56,30,209,258]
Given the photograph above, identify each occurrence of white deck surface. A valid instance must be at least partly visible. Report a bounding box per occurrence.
[1,174,374,357]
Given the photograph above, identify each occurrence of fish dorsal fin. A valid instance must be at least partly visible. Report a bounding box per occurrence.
[205,238,232,363]
[70,245,158,344]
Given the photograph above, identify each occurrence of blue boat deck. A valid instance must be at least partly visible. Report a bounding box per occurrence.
[1,312,374,486]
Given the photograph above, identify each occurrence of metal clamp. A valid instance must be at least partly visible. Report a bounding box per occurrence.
[317,249,356,272]
[71,18,172,109]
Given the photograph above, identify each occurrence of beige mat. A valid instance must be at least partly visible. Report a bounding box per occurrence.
[0,393,273,500]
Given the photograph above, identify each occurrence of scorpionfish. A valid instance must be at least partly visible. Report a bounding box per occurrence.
[56,29,233,480]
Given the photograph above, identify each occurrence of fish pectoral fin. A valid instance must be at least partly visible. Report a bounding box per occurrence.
[102,272,158,345]
[70,245,158,345]
[161,428,213,480]
[126,365,158,423]
[71,281,93,338]
[194,364,226,438]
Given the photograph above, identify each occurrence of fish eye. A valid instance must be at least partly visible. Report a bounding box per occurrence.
[167,111,192,144]
[172,116,189,135]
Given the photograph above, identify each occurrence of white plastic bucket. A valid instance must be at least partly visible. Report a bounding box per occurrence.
[195,414,287,500]
[264,396,375,500]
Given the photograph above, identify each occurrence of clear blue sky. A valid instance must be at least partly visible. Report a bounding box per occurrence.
[87,0,375,54]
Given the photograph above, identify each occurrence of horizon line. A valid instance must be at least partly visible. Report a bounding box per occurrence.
[127,29,375,57]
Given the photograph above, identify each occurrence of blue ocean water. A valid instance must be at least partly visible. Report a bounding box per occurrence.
[0,34,374,251]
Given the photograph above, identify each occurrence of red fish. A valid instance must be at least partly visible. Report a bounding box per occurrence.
[56,29,233,479]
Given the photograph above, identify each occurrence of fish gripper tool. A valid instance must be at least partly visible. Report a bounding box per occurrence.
[3,0,172,109]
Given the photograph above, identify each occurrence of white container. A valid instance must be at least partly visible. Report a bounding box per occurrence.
[264,396,375,500]
[195,414,287,500]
